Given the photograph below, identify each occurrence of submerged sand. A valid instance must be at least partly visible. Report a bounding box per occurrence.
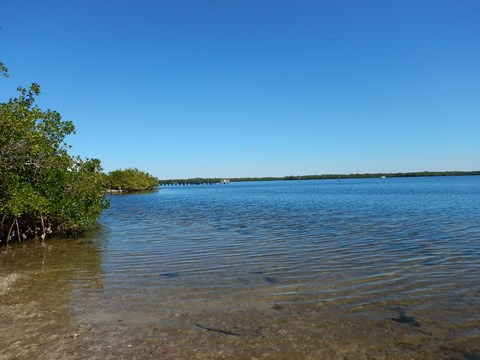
[2,235,480,360]
[2,268,480,360]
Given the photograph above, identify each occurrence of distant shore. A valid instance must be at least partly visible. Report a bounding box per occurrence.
[159,170,480,186]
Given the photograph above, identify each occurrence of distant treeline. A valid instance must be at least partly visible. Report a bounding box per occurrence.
[159,171,480,185]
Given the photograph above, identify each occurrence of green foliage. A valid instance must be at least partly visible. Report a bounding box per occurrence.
[1,82,109,243]
[0,61,8,77]
[106,168,158,192]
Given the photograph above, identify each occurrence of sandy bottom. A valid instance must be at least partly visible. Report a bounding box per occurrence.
[2,269,480,360]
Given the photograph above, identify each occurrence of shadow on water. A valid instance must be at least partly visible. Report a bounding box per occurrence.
[264,276,278,284]
[161,272,179,278]
[391,308,420,327]
[1,226,105,283]
[458,354,480,360]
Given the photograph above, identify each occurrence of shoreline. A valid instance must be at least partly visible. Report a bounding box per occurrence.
[159,171,480,186]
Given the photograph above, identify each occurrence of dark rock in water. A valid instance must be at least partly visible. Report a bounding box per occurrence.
[461,353,480,360]
[161,272,178,278]
[392,309,420,327]
[272,303,283,310]
[265,276,278,284]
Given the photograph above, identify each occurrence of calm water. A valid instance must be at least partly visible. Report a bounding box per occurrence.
[2,176,480,359]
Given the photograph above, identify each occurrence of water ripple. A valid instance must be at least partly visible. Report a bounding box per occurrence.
[80,177,480,333]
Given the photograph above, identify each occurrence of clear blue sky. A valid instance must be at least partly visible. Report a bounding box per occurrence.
[1,1,479,179]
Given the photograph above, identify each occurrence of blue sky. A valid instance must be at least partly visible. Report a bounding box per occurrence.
[1,1,479,179]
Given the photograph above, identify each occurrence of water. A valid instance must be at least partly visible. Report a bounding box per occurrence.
[2,176,480,359]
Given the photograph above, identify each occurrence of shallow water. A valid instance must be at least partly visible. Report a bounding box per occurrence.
[2,176,480,359]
